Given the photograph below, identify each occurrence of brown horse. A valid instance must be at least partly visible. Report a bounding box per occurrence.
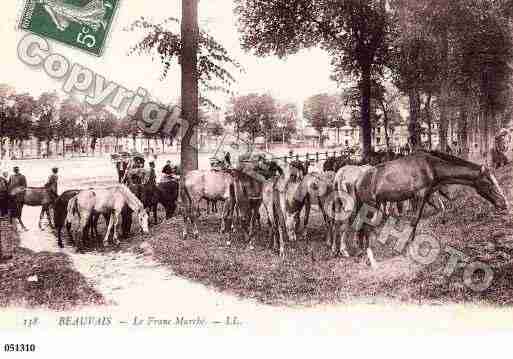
[54,189,80,248]
[352,150,508,266]
[9,186,55,231]
[66,185,149,252]
[129,180,179,224]
[229,168,266,247]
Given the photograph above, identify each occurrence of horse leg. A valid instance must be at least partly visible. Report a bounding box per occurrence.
[181,209,189,239]
[112,211,120,246]
[78,212,91,253]
[407,194,429,249]
[303,196,311,232]
[38,207,45,230]
[46,205,54,228]
[192,208,200,240]
[438,188,451,202]
[104,212,114,247]
[153,204,158,224]
[220,200,231,234]
[276,212,286,258]
[337,223,350,258]
[17,204,28,231]
[66,221,73,245]
[360,229,377,269]
[247,207,257,248]
[57,227,64,248]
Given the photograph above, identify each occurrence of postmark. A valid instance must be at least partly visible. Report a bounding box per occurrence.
[19,0,119,56]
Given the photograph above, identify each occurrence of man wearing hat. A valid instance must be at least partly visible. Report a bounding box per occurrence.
[45,167,59,202]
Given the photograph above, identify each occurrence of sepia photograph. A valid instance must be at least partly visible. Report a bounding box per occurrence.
[2,0,513,355]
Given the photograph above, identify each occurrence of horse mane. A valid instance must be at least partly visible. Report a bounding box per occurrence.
[418,150,481,170]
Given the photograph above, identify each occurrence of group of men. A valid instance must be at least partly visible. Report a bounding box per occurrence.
[0,166,59,217]
[119,156,181,186]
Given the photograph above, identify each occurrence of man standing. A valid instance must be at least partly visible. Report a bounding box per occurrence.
[8,167,27,194]
[0,171,8,217]
[8,167,27,218]
[45,167,59,202]
[224,151,231,168]
[147,161,157,186]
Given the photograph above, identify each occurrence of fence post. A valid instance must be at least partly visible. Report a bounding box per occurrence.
[284,156,288,163]
[296,154,299,162]
[306,153,309,162]
[316,152,319,162]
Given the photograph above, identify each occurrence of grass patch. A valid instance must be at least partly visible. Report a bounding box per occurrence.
[0,232,105,310]
[140,164,513,307]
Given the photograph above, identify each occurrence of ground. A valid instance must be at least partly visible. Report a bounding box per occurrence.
[2,151,513,316]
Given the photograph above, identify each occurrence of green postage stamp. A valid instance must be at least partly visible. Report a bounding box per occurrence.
[19,0,119,56]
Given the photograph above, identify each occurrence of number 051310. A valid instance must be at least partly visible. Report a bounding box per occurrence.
[4,344,36,352]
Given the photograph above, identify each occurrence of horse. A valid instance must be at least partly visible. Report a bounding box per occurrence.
[66,185,149,252]
[9,186,56,231]
[180,169,235,239]
[260,162,308,257]
[350,150,508,267]
[323,156,353,172]
[334,165,376,265]
[54,189,80,248]
[229,168,265,247]
[129,180,179,224]
[55,189,134,248]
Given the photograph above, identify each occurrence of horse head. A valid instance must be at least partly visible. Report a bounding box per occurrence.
[474,166,508,211]
[137,207,150,234]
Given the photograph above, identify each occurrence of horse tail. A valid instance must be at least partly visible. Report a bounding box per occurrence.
[66,195,78,225]
[180,177,192,205]
[179,176,193,217]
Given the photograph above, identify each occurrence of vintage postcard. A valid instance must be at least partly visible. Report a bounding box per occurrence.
[2,0,513,355]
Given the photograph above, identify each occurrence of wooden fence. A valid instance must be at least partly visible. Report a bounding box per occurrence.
[270,149,354,164]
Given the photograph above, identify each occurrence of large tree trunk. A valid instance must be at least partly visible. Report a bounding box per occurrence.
[180,0,199,174]
[360,66,372,158]
[425,93,433,150]
[380,101,391,152]
[458,104,468,158]
[408,88,421,149]
[438,29,449,152]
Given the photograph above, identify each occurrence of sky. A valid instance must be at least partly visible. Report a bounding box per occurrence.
[1,0,341,118]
